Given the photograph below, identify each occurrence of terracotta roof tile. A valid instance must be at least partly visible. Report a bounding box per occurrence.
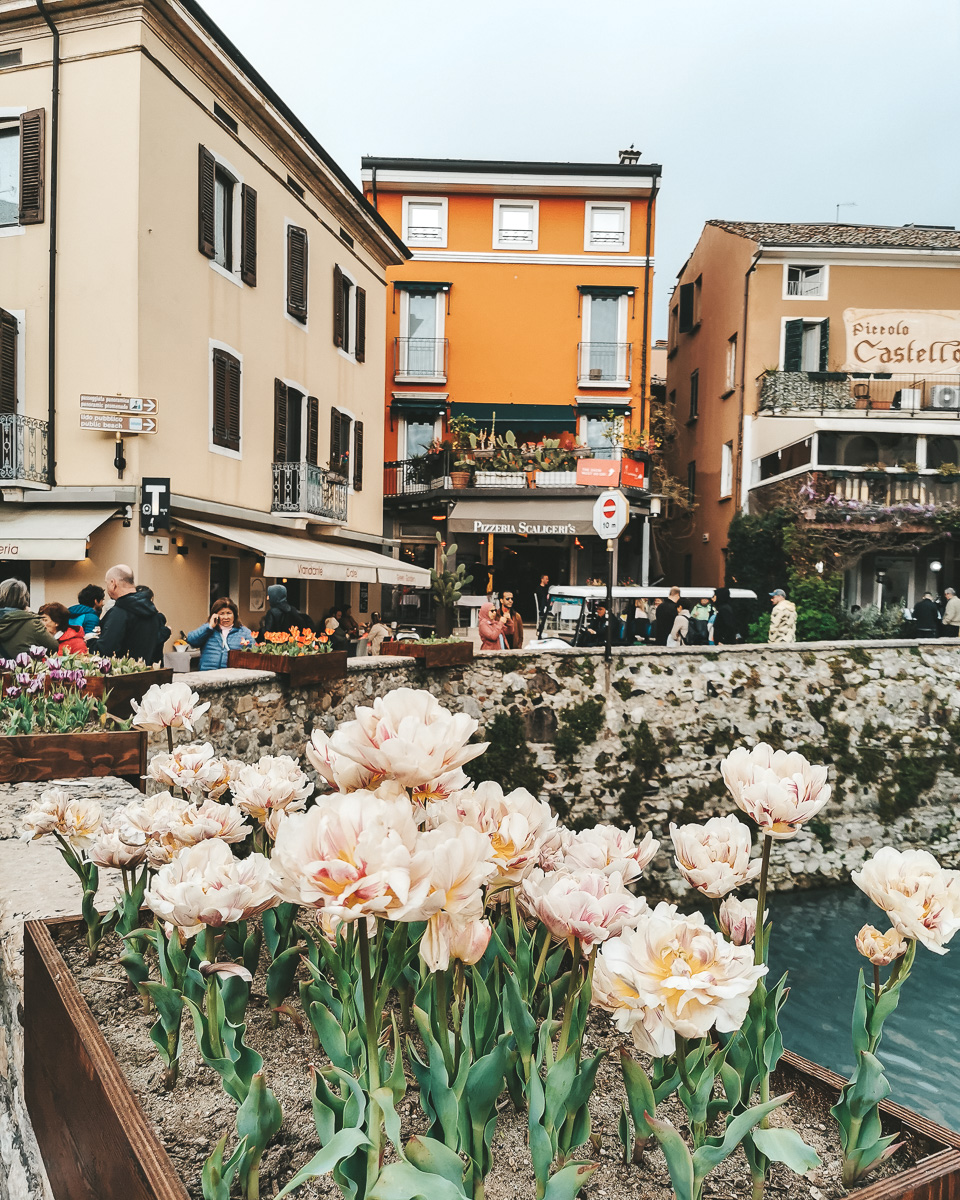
[707,219,960,250]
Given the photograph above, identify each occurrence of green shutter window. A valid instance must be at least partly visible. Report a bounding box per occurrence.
[306,396,320,465]
[212,349,241,451]
[333,265,344,348]
[286,226,308,321]
[783,319,804,371]
[355,287,366,363]
[330,406,342,473]
[818,318,830,372]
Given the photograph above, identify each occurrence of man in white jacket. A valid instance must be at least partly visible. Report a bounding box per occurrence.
[768,588,798,643]
[941,587,960,637]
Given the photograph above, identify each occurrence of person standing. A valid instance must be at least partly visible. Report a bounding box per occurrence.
[324,617,348,652]
[655,587,680,646]
[91,566,165,663]
[258,585,305,636]
[38,602,88,655]
[940,587,960,637]
[712,587,738,645]
[767,588,798,644]
[667,602,689,648]
[913,591,941,638]
[186,597,252,670]
[0,579,58,658]
[478,601,508,650]
[69,585,104,640]
[534,574,551,627]
[687,597,712,646]
[500,590,524,648]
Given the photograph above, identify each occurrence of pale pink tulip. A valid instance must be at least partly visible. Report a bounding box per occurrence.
[145,839,277,938]
[855,924,907,966]
[131,682,210,733]
[559,825,659,885]
[88,821,148,869]
[21,788,103,851]
[231,755,313,824]
[721,744,830,840]
[669,816,760,898]
[421,911,492,972]
[148,743,230,799]
[418,822,498,917]
[718,896,766,946]
[592,941,678,1057]
[852,847,960,955]
[519,867,646,952]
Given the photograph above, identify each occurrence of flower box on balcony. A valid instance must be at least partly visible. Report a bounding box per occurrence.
[226,649,348,686]
[534,470,578,487]
[475,471,526,488]
[23,915,960,1200]
[0,730,147,788]
[379,639,474,668]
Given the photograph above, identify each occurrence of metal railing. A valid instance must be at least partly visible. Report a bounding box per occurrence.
[405,225,443,243]
[759,371,960,416]
[393,337,448,381]
[577,341,633,384]
[0,414,48,484]
[812,469,960,509]
[271,461,348,521]
[383,449,648,499]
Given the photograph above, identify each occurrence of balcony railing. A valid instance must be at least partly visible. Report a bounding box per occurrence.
[759,371,960,416]
[384,449,649,499]
[271,461,347,521]
[393,337,448,382]
[577,341,632,385]
[0,414,48,484]
[808,469,960,510]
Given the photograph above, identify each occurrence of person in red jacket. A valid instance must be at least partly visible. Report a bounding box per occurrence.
[38,602,88,656]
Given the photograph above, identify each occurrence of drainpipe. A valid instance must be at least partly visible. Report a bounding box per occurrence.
[36,0,59,487]
[638,171,659,437]
[370,163,378,210]
[733,246,762,514]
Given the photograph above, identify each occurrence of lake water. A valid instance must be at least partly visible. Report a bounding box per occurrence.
[769,885,960,1130]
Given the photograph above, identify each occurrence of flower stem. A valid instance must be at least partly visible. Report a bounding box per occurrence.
[358,919,382,1190]
[532,925,552,993]
[435,968,456,1079]
[556,940,583,1061]
[203,926,223,1059]
[873,963,881,1003]
[509,887,521,958]
[754,835,772,966]
[674,1035,695,1099]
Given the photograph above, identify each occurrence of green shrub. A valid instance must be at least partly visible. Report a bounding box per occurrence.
[554,698,605,762]
[470,713,545,796]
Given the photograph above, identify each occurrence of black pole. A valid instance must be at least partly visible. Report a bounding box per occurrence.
[37,0,60,487]
[605,538,614,663]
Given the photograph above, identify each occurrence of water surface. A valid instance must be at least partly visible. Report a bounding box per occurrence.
[769,886,960,1130]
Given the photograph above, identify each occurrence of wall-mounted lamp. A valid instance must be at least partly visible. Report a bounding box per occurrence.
[930,559,943,574]
[649,497,662,518]
[177,542,189,557]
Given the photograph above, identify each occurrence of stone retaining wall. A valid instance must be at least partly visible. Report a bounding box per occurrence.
[178,639,960,896]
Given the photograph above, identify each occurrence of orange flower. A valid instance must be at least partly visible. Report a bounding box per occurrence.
[289,626,301,638]
[318,633,328,644]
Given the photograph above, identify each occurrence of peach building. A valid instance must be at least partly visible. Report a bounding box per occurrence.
[360,154,661,618]
[664,220,960,607]
[0,0,427,645]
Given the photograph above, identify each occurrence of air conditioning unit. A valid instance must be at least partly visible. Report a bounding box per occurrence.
[930,385,960,410]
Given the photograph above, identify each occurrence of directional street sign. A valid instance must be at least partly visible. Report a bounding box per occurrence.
[80,394,159,414]
[592,489,629,539]
[79,412,159,434]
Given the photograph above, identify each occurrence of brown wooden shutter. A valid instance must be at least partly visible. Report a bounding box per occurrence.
[198,145,216,258]
[355,287,366,363]
[18,109,44,225]
[225,355,241,450]
[353,420,364,491]
[0,308,18,415]
[273,378,288,462]
[240,185,257,286]
[330,407,342,473]
[306,396,319,465]
[333,264,344,348]
[286,225,308,321]
[212,350,228,444]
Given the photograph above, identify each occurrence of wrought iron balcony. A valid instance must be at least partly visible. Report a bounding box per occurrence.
[393,337,448,382]
[577,342,632,386]
[759,371,960,416]
[271,461,347,521]
[0,414,48,485]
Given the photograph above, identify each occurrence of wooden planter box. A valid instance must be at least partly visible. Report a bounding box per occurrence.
[380,640,474,668]
[23,916,960,1200]
[226,649,348,686]
[0,730,147,789]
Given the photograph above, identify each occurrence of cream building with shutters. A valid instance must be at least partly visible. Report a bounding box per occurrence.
[0,0,426,644]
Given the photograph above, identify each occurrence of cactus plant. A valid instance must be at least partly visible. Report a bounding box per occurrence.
[430,533,473,637]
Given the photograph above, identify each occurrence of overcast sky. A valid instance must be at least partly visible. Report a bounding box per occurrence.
[204,0,960,337]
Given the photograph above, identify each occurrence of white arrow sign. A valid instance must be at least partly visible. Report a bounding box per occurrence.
[80,394,159,414]
[592,489,629,539]
[79,412,158,434]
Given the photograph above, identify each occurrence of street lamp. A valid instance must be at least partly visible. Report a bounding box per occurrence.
[930,560,943,574]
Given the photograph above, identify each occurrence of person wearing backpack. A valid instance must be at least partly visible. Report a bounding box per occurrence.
[97,565,166,664]
[667,602,689,648]
[687,596,712,646]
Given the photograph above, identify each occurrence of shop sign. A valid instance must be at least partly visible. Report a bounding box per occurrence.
[842,309,960,374]
[620,457,646,489]
[140,478,171,533]
[576,458,620,486]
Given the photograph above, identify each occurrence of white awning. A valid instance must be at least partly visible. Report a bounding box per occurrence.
[0,506,118,560]
[176,519,431,588]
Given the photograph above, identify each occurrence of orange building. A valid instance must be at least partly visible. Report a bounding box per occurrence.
[360,153,661,621]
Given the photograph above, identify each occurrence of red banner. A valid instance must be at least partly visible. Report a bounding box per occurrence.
[619,457,646,489]
[576,458,620,486]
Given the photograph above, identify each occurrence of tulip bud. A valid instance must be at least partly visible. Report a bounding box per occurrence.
[718,896,767,946]
[855,924,907,967]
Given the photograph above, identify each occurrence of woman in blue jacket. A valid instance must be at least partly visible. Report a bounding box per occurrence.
[186,597,253,670]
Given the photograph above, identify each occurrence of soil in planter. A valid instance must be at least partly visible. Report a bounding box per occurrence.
[56,926,937,1200]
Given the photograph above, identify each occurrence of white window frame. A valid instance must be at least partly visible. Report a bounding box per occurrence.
[401,413,442,459]
[402,196,448,248]
[583,201,631,252]
[284,218,310,331]
[208,337,243,460]
[725,333,737,392]
[336,264,358,360]
[492,199,539,250]
[579,292,630,388]
[782,263,829,300]
[397,289,446,382]
[720,441,733,498]
[778,316,829,371]
[577,411,623,454]
[0,107,26,237]
[208,149,243,288]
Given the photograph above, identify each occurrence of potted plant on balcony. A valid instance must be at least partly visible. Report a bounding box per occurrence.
[533,438,579,487]
[476,430,527,487]
[405,453,432,493]
[450,457,473,489]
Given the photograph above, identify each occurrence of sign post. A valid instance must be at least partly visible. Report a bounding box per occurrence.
[140,477,171,534]
[592,490,629,663]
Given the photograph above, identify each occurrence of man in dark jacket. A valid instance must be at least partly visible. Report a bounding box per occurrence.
[97,565,166,663]
[712,587,739,645]
[655,586,680,646]
[913,592,941,638]
[258,584,312,635]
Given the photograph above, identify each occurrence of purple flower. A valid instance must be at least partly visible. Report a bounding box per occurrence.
[15,672,30,686]
[28,645,47,661]
[5,686,21,698]
[25,678,43,695]
[14,653,30,668]
[50,692,64,702]
[98,658,112,674]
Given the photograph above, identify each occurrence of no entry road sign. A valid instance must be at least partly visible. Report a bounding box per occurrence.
[592,489,628,539]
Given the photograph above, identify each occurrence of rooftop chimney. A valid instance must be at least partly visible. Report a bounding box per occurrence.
[619,145,640,165]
